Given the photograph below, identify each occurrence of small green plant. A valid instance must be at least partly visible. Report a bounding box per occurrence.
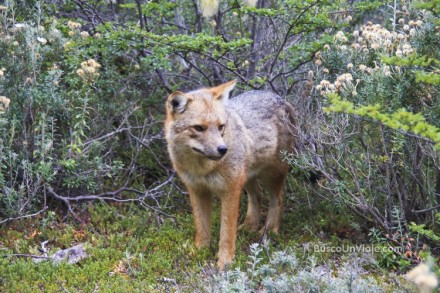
[205,243,412,292]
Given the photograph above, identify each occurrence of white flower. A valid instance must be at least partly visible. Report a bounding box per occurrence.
[336,31,344,38]
[341,73,353,82]
[37,37,47,45]
[320,80,330,87]
[80,31,89,38]
[335,31,347,42]
[14,23,27,29]
[76,69,85,77]
[87,59,100,68]
[371,43,380,50]
[63,41,72,50]
[0,96,11,109]
[201,0,219,18]
[85,66,96,74]
[243,0,257,7]
[347,63,354,70]
[406,263,438,292]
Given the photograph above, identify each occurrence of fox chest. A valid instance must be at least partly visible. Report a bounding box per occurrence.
[180,170,231,194]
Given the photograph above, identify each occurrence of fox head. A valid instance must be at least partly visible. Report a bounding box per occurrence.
[165,80,236,161]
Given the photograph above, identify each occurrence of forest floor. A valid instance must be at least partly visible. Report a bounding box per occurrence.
[0,197,418,292]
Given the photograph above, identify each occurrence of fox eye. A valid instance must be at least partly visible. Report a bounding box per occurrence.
[193,125,206,132]
[218,124,225,132]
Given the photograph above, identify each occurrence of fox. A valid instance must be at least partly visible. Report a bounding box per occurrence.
[164,80,296,269]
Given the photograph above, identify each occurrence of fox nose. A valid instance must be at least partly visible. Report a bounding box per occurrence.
[217,145,228,156]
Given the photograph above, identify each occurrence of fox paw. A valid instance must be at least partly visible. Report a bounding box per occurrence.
[240,217,260,232]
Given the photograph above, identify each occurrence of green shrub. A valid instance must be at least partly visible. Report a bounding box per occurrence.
[290,0,440,267]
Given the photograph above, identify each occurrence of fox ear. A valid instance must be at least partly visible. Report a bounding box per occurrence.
[212,80,237,102]
[167,91,192,114]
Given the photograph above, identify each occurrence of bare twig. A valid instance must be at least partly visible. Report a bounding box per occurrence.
[412,204,440,214]
[46,175,176,218]
[0,206,48,226]
[1,254,51,259]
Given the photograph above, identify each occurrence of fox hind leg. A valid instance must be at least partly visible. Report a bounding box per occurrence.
[241,177,263,232]
[261,169,288,234]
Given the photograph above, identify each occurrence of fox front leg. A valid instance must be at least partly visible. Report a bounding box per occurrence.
[188,186,213,248]
[217,179,245,269]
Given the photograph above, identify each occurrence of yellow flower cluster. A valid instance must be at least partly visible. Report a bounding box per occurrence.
[67,21,81,30]
[67,21,84,37]
[332,20,419,58]
[0,96,11,111]
[355,22,417,57]
[76,59,101,82]
[315,73,358,97]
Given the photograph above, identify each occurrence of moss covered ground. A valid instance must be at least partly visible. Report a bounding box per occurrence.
[0,197,418,292]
